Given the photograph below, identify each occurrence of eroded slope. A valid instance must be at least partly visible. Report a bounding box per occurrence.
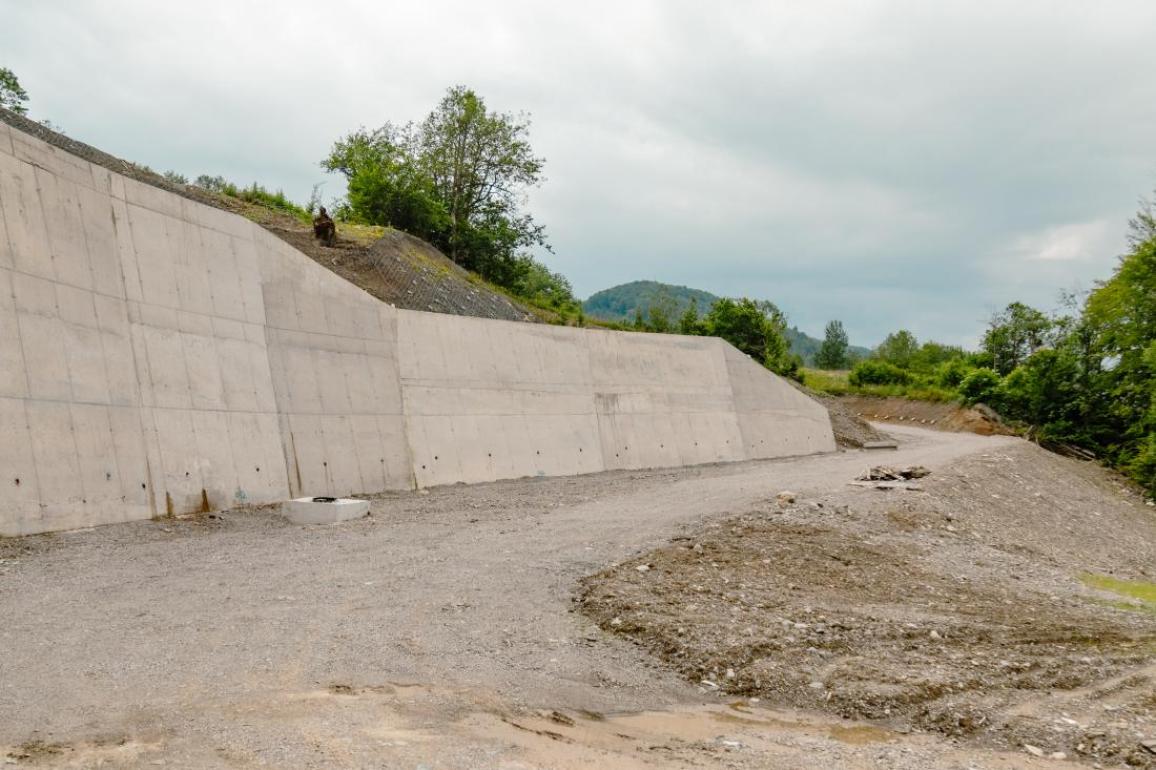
[0,108,538,324]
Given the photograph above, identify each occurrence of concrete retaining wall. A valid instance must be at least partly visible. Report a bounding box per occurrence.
[0,120,834,536]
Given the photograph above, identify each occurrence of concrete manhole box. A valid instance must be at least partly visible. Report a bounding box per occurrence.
[281,497,370,525]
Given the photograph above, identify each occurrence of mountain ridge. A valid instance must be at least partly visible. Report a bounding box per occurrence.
[583,280,871,365]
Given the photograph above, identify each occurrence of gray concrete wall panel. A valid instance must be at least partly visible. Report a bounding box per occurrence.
[253,234,412,500]
[0,122,835,535]
[723,346,837,458]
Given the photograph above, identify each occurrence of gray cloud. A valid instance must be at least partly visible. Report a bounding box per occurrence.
[3,0,1154,346]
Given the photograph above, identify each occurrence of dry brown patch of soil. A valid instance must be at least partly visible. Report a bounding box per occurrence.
[838,395,1017,436]
[579,442,1156,767]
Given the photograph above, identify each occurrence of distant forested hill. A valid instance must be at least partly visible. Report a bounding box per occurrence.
[584,280,719,322]
[583,280,870,365]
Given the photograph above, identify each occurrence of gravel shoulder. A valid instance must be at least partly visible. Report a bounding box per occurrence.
[4,426,1150,768]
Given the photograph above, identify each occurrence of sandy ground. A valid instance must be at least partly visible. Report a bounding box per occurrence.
[1,426,1151,768]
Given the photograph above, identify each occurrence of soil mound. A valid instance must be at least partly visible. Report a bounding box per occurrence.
[838,395,1016,436]
[268,223,535,322]
[789,383,894,448]
[579,441,1156,767]
[815,392,894,448]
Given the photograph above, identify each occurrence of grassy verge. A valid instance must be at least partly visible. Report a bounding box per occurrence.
[1081,573,1156,615]
[801,368,959,402]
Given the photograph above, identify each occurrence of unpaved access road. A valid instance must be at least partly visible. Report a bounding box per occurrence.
[0,426,1130,768]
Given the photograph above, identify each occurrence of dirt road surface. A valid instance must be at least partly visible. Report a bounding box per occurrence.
[1,426,1146,768]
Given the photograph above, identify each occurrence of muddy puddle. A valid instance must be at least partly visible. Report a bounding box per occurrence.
[3,681,1089,768]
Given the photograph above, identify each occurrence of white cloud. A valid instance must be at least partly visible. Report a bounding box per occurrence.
[977,218,1126,322]
[1008,220,1117,263]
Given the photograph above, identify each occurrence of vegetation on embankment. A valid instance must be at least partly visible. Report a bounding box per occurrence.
[320,85,586,325]
[801,201,1156,496]
[801,367,959,403]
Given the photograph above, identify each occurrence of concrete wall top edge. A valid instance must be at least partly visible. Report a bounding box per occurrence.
[397,304,732,354]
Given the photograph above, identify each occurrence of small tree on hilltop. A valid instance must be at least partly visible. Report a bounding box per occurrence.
[678,298,704,335]
[646,289,677,333]
[815,320,850,369]
[417,86,547,273]
[323,85,549,291]
[0,67,29,115]
[322,125,447,243]
[874,329,919,369]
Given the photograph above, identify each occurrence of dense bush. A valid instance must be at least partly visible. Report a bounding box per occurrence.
[957,368,1001,405]
[848,360,912,386]
[701,298,801,380]
[801,198,1156,496]
[506,256,581,316]
[0,66,29,114]
[935,358,974,388]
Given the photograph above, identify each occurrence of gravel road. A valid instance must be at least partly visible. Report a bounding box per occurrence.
[4,426,1094,769]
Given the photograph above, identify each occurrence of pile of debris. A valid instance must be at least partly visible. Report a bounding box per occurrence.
[851,465,931,491]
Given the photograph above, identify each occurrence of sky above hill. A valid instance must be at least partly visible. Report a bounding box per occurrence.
[3,1,1155,347]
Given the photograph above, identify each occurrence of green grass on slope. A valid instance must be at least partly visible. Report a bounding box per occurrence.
[1081,573,1156,615]
[801,368,958,403]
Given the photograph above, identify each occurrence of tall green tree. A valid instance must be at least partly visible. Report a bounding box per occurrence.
[416,86,547,274]
[678,299,704,335]
[874,329,919,368]
[322,125,447,242]
[982,201,1155,494]
[982,302,1052,375]
[703,298,798,378]
[911,341,965,370]
[323,85,549,289]
[1083,235,1156,487]
[815,320,850,369]
[646,289,678,333]
[1128,188,1156,247]
[0,67,29,115]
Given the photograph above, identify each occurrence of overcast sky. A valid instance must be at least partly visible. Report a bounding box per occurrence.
[3,1,1155,347]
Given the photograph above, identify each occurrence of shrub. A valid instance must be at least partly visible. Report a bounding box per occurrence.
[1127,435,1156,495]
[803,368,850,395]
[935,358,974,388]
[235,183,307,218]
[775,353,805,383]
[193,174,229,193]
[848,360,912,387]
[958,367,1001,405]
